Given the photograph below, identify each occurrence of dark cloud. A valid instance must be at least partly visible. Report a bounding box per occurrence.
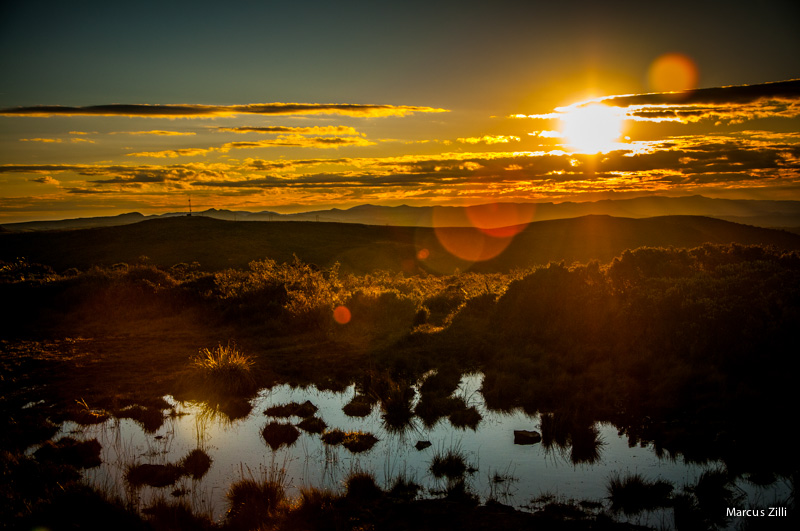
[601,79,800,108]
[218,126,360,135]
[0,103,448,118]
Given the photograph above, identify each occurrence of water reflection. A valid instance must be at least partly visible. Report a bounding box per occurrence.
[57,373,787,523]
[540,412,605,465]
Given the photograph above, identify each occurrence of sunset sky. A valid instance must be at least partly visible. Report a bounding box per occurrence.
[1,0,799,223]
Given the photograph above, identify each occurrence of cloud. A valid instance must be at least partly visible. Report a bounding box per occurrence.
[120,130,197,136]
[20,137,94,143]
[3,127,797,201]
[220,135,375,150]
[217,126,361,135]
[562,79,800,125]
[127,148,215,158]
[29,175,59,185]
[126,135,375,158]
[0,102,449,118]
[457,135,521,144]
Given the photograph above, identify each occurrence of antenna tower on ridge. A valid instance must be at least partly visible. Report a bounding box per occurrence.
[188,196,193,217]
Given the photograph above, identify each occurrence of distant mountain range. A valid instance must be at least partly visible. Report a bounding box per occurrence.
[3,213,799,274]
[4,195,800,232]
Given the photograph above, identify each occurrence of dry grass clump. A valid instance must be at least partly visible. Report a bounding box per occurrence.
[125,448,213,488]
[226,477,286,530]
[607,472,673,515]
[341,432,379,453]
[448,404,482,430]
[344,470,382,501]
[430,446,476,480]
[285,487,341,530]
[33,437,102,469]
[143,498,215,530]
[180,449,212,480]
[321,428,346,445]
[297,416,327,434]
[262,422,301,450]
[191,343,256,395]
[115,405,165,433]
[264,400,317,418]
[320,429,378,453]
[342,396,373,417]
[125,463,185,488]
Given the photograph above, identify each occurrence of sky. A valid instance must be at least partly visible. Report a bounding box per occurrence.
[1,0,799,223]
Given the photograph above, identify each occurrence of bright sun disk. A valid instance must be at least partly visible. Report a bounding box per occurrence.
[559,103,626,154]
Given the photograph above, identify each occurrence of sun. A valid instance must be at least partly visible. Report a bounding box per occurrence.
[558,103,626,153]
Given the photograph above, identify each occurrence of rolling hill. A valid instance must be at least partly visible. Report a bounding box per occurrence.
[2,214,799,274]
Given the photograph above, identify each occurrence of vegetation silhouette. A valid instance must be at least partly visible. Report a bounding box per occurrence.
[2,236,799,529]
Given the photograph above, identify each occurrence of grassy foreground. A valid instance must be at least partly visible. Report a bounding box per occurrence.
[2,243,798,529]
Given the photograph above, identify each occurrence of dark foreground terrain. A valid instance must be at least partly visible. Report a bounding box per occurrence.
[1,217,798,530]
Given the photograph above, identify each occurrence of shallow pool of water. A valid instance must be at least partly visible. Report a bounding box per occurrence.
[58,373,789,526]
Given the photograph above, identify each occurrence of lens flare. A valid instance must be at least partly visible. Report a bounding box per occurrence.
[648,53,698,94]
[333,305,351,325]
[465,203,533,238]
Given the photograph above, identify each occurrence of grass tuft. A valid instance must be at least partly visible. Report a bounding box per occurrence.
[180,449,212,480]
[321,428,346,445]
[342,396,373,417]
[33,437,102,469]
[607,472,673,515]
[125,463,185,488]
[264,400,318,418]
[297,416,327,434]
[262,422,301,450]
[344,470,382,501]
[191,343,256,395]
[226,477,286,530]
[341,432,379,453]
[430,446,475,480]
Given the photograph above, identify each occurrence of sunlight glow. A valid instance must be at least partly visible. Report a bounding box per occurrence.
[558,103,626,154]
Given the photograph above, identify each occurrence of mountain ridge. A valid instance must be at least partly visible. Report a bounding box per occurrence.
[4,195,800,232]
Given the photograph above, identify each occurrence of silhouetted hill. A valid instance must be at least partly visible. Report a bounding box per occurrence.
[4,195,800,231]
[3,214,799,274]
[1,212,149,231]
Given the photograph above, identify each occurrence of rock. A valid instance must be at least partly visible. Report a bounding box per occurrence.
[415,440,432,451]
[513,430,542,445]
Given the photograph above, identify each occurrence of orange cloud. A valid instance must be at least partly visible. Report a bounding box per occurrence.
[457,135,521,145]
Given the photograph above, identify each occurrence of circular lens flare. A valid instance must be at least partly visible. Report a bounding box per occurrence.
[333,305,351,325]
[648,53,698,95]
